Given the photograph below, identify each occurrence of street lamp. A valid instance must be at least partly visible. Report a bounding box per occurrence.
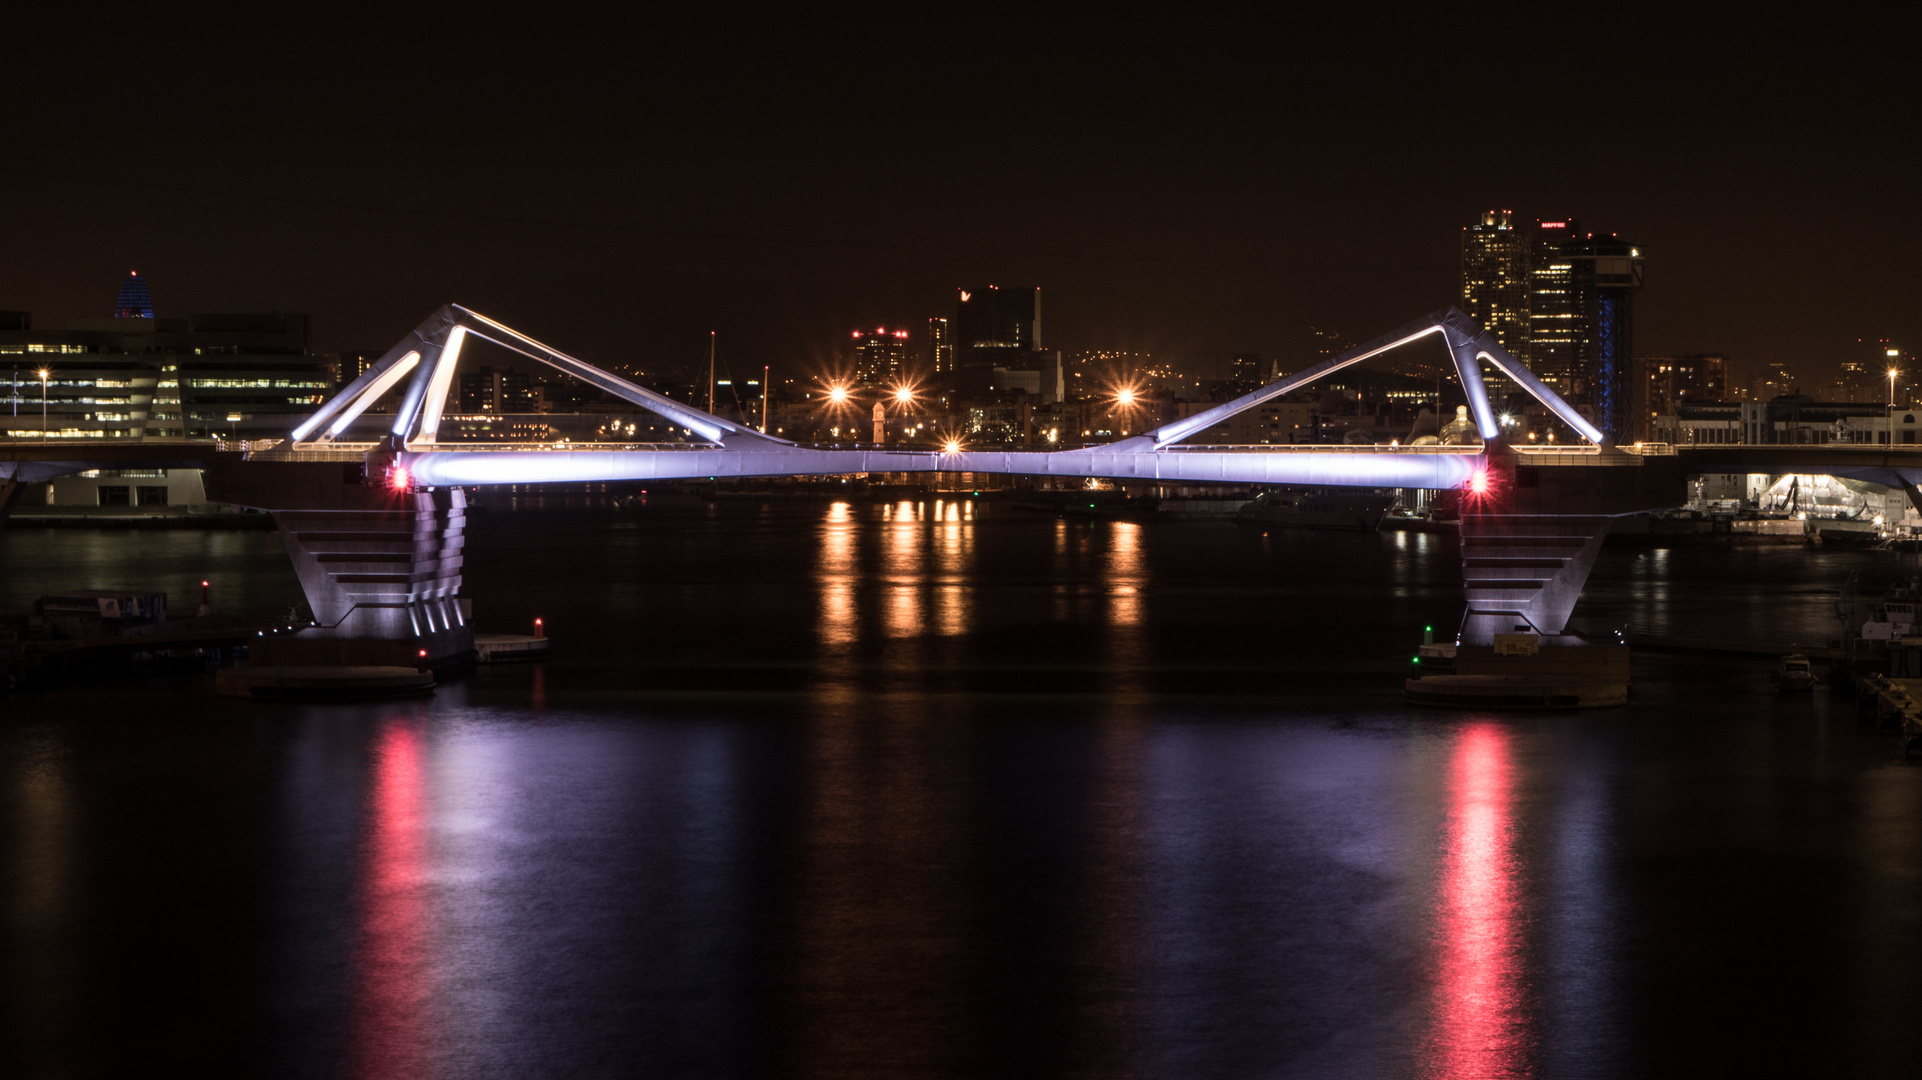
[37,368,49,438]
[1891,368,1901,447]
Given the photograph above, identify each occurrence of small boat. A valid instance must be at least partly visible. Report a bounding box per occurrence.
[1237,488,1396,531]
[1773,653,1817,691]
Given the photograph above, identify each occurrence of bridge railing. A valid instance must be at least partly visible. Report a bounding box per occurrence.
[1161,443,1484,454]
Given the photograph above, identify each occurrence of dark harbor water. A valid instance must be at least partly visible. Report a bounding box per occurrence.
[5,497,1922,1078]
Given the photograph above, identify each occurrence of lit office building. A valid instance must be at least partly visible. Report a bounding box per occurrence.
[1460,211,1529,358]
[850,327,911,386]
[927,316,952,373]
[1,280,329,441]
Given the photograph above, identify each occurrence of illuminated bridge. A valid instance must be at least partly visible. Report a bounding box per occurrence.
[6,303,1920,665]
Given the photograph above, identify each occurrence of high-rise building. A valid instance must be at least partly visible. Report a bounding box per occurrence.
[115,271,154,320]
[927,317,952,373]
[850,327,910,386]
[1635,353,1728,439]
[338,350,383,384]
[1228,354,1265,389]
[457,366,536,413]
[955,285,1039,372]
[1460,211,1529,357]
[1524,219,1583,396]
[1461,212,1645,438]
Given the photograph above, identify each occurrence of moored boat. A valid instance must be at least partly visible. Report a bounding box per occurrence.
[1773,653,1817,691]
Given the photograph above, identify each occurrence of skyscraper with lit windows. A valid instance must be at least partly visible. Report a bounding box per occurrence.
[1462,213,1644,440]
[850,327,910,386]
[1460,211,1529,357]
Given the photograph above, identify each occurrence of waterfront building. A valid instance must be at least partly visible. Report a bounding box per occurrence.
[850,327,911,387]
[1460,211,1529,358]
[2,301,328,441]
[1653,396,1896,445]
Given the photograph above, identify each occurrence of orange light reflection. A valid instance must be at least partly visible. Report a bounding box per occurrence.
[819,502,856,646]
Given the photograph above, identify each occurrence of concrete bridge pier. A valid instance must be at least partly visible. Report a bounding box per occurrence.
[1455,444,1688,648]
[203,458,475,668]
[263,487,472,666]
[1459,512,1612,645]
[0,469,25,524]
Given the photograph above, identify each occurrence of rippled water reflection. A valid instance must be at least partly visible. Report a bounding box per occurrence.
[5,500,1922,1077]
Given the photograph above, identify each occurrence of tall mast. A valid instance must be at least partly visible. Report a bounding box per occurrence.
[761,364,770,432]
[707,332,716,415]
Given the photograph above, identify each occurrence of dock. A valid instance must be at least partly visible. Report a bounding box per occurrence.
[475,633,551,663]
[2,615,264,689]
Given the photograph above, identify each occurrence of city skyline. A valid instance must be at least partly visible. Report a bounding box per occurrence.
[1,20,1913,402]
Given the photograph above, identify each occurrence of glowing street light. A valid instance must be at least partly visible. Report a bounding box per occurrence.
[893,386,914,404]
[1116,387,1138,407]
[942,438,962,454]
[827,385,850,404]
[37,368,49,437]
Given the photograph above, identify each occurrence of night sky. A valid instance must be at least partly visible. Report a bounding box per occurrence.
[3,16,1914,389]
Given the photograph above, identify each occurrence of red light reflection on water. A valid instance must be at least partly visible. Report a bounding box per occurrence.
[1426,722,1527,1078]
[350,722,435,1080]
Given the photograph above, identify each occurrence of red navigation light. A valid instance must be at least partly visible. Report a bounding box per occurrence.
[389,466,411,492]
[1469,469,1490,495]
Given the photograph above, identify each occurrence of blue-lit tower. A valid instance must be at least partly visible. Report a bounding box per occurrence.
[1569,234,1643,442]
[115,270,154,319]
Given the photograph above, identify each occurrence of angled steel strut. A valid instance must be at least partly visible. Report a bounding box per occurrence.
[292,304,787,448]
[1126,306,1604,450]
